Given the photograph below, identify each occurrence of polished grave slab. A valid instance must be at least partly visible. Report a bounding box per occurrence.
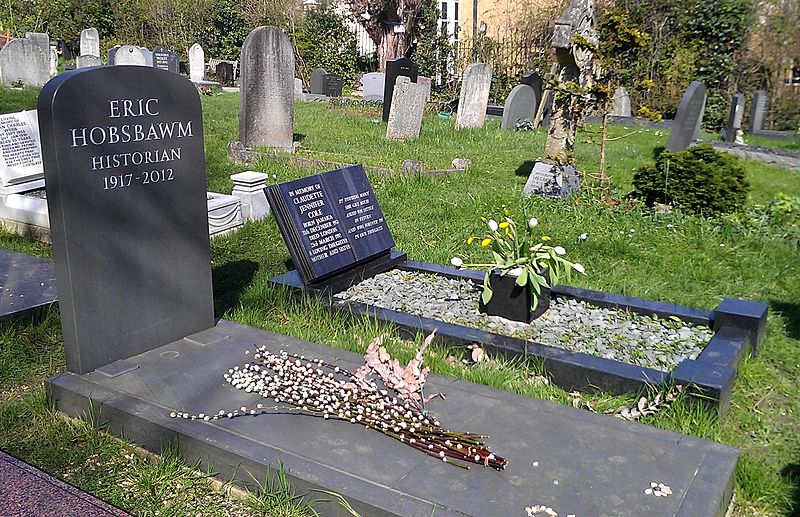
[0,249,57,324]
[47,319,738,517]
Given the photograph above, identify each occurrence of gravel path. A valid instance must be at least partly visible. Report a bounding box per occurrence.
[334,269,712,372]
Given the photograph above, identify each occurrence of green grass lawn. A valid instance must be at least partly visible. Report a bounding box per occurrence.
[1,88,799,516]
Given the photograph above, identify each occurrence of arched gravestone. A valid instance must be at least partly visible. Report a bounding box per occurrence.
[455,63,493,129]
[0,32,50,87]
[115,45,147,66]
[610,86,631,117]
[521,70,543,101]
[80,28,100,58]
[501,84,537,130]
[189,43,205,82]
[37,66,214,374]
[239,27,294,150]
[665,81,706,152]
[382,57,418,122]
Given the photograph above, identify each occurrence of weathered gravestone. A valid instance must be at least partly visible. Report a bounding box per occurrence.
[521,70,543,101]
[266,165,399,286]
[455,63,492,129]
[501,84,537,130]
[189,43,205,83]
[386,76,426,140]
[114,45,147,66]
[665,81,706,152]
[76,55,101,68]
[725,93,745,144]
[417,75,432,102]
[310,68,327,94]
[106,45,119,65]
[38,65,214,374]
[362,72,385,101]
[383,58,418,122]
[294,77,305,100]
[80,28,100,58]
[322,73,343,97]
[0,110,44,194]
[239,26,294,150]
[49,46,58,77]
[523,161,580,198]
[0,32,50,87]
[153,46,179,74]
[749,90,768,134]
[611,86,631,117]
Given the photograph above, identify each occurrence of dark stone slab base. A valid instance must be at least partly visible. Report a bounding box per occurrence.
[0,249,58,325]
[0,450,130,516]
[270,260,768,415]
[46,319,737,516]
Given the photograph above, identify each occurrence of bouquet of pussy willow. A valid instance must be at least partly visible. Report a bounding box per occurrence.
[172,332,507,471]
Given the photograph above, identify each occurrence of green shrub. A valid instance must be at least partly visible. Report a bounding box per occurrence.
[631,144,749,216]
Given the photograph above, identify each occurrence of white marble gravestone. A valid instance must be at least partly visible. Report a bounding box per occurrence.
[80,28,100,58]
[0,110,44,194]
[362,72,385,101]
[611,86,631,117]
[189,43,205,83]
[114,45,147,66]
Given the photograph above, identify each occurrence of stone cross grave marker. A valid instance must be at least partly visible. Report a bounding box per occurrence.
[362,72,385,101]
[455,63,492,129]
[265,165,396,285]
[610,86,631,117]
[665,81,706,152]
[383,58,418,122]
[0,110,44,194]
[386,76,426,140]
[114,45,147,66]
[501,84,537,130]
[725,93,745,144]
[239,26,294,150]
[310,68,327,94]
[38,66,215,375]
[0,32,50,87]
[153,46,179,74]
[80,28,100,58]
[189,43,205,82]
[749,90,768,134]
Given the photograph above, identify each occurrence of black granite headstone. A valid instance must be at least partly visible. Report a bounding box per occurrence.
[665,81,706,153]
[215,62,235,86]
[382,57,418,122]
[322,73,343,97]
[521,70,543,101]
[310,68,327,94]
[153,46,179,74]
[37,66,215,374]
[266,165,395,284]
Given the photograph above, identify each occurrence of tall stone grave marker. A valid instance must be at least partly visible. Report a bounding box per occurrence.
[749,90,768,134]
[38,66,214,375]
[0,32,50,87]
[114,45,147,66]
[189,43,205,83]
[362,72,385,101]
[0,110,44,193]
[386,76,426,140]
[665,81,706,152]
[610,86,631,117]
[725,93,745,144]
[80,28,100,58]
[239,26,294,150]
[501,84,537,130]
[383,58,418,122]
[153,46,179,74]
[455,63,492,129]
[310,68,327,94]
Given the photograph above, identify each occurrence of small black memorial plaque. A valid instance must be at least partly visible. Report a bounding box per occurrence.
[153,46,179,74]
[38,66,215,374]
[266,165,396,284]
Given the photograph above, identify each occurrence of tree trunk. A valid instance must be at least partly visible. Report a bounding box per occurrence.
[377,29,406,71]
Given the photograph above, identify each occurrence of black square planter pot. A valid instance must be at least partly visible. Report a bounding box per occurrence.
[478,271,550,323]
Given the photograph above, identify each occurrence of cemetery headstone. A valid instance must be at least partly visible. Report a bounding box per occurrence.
[749,90,768,134]
[521,70,543,101]
[239,26,294,150]
[610,86,631,117]
[310,68,327,94]
[322,73,343,97]
[294,78,305,100]
[362,72,385,101]
[383,57,418,122]
[523,162,580,198]
[0,32,50,87]
[49,46,58,77]
[455,63,492,129]
[215,61,235,86]
[38,65,215,375]
[265,164,396,285]
[76,55,102,68]
[80,28,100,58]
[417,75,432,102]
[153,46,179,74]
[501,84,537,130]
[106,45,119,66]
[0,110,44,194]
[189,43,205,82]
[386,76,426,140]
[56,39,73,62]
[725,93,745,144]
[665,80,706,152]
[114,45,147,66]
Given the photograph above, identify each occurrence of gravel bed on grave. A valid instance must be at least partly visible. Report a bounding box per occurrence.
[333,269,713,372]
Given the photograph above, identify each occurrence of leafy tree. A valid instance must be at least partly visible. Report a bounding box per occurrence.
[408,0,450,84]
[345,0,424,70]
[293,3,359,86]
